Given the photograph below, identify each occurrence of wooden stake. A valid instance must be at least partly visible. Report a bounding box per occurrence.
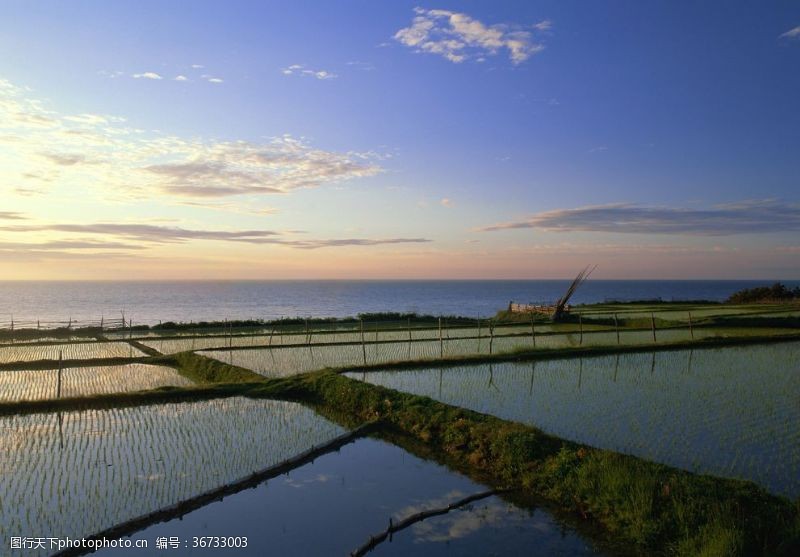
[56,350,63,399]
[489,321,494,355]
[614,313,620,345]
[650,312,657,343]
[530,315,536,347]
[688,311,694,339]
[360,319,366,365]
[438,317,443,358]
[579,314,583,345]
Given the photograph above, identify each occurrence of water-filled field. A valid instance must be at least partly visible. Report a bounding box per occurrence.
[348,342,800,499]
[0,341,145,364]
[98,438,605,556]
[199,326,791,377]
[0,398,346,556]
[0,364,193,402]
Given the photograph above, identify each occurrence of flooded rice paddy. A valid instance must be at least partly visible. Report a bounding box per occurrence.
[348,342,800,499]
[99,438,607,556]
[0,398,345,556]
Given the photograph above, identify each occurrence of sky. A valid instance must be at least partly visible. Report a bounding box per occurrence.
[1,0,799,280]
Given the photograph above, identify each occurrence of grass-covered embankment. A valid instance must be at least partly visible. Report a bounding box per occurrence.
[252,369,800,556]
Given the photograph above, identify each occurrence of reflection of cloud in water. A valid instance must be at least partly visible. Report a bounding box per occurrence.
[283,473,333,489]
[393,490,465,521]
[410,499,549,544]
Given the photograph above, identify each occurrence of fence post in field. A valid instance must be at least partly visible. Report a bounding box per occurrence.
[438,317,443,358]
[530,314,536,347]
[489,321,494,355]
[268,327,274,346]
[37,319,40,330]
[56,350,63,399]
[650,313,657,343]
[407,317,412,342]
[614,313,620,345]
[579,313,583,345]
[688,311,694,339]
[360,319,366,365]
[67,317,72,330]
[10,317,13,332]
[100,316,104,332]
[305,319,310,345]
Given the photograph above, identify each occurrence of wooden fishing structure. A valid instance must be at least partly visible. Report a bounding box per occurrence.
[508,265,597,322]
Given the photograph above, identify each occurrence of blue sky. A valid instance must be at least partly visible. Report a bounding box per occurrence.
[1,1,799,279]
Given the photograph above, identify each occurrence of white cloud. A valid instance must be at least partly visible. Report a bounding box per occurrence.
[779,25,800,39]
[440,198,453,207]
[174,75,188,81]
[190,64,204,69]
[281,64,338,80]
[394,8,547,64]
[206,77,223,84]
[0,78,382,201]
[132,72,163,80]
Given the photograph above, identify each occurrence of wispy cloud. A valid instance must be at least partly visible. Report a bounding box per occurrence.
[282,64,337,80]
[440,198,453,207]
[1,79,381,200]
[174,75,188,82]
[0,211,26,220]
[132,72,163,80]
[779,25,800,39]
[478,200,800,236]
[394,8,548,64]
[0,221,431,250]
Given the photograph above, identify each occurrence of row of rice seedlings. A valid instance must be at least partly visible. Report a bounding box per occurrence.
[199,325,790,377]
[138,322,614,355]
[0,336,89,346]
[0,397,346,556]
[0,364,194,402]
[348,342,800,499]
[0,342,145,364]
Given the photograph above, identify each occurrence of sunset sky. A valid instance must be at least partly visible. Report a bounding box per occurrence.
[1,1,799,280]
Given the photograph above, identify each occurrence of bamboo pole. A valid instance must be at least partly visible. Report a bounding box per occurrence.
[614,313,620,345]
[651,312,657,343]
[688,311,694,339]
[360,319,366,365]
[530,315,536,347]
[56,350,63,399]
[438,317,443,358]
[489,321,494,355]
[579,313,583,345]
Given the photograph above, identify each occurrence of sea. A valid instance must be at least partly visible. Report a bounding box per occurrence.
[1,280,798,326]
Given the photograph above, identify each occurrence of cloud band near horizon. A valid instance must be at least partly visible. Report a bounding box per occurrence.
[478,201,800,236]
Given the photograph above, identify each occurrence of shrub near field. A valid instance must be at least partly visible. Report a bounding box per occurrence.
[727,283,800,304]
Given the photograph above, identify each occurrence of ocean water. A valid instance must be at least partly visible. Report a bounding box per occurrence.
[0,280,797,325]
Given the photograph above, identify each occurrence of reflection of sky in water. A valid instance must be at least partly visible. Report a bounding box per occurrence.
[350,342,800,499]
[98,438,604,556]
